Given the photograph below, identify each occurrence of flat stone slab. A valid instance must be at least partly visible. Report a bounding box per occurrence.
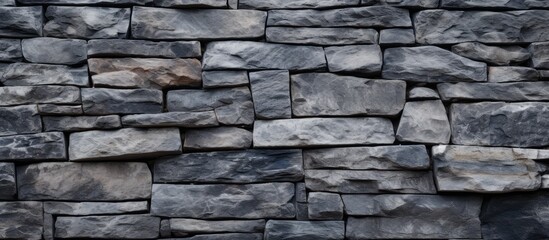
[88,39,201,58]
[438,82,549,101]
[18,0,152,4]
[452,42,530,66]
[529,41,549,69]
[0,201,43,239]
[266,27,378,45]
[37,104,83,116]
[373,0,439,7]
[440,0,549,9]
[17,162,152,201]
[55,215,160,239]
[0,86,81,106]
[249,70,292,119]
[69,127,182,161]
[22,37,87,65]
[121,111,219,128]
[264,220,345,240]
[43,115,121,132]
[0,132,66,161]
[396,100,451,144]
[0,6,42,37]
[0,105,42,136]
[325,45,382,74]
[81,88,163,115]
[0,39,21,62]
[202,71,249,88]
[0,163,15,199]
[379,28,415,45]
[488,66,539,82]
[184,127,252,151]
[1,63,89,86]
[308,192,344,220]
[408,87,439,100]
[153,0,227,8]
[166,233,263,240]
[169,219,265,235]
[44,201,148,215]
[240,0,358,9]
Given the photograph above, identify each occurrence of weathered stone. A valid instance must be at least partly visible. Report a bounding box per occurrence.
[304,145,430,170]
[88,58,202,89]
[451,102,549,147]
[433,145,541,193]
[170,219,264,236]
[132,7,266,40]
[383,46,487,82]
[408,87,439,100]
[0,202,43,239]
[0,163,15,199]
[264,220,345,240]
[489,66,539,82]
[267,6,412,27]
[0,132,66,161]
[438,82,549,101]
[43,115,121,132]
[160,220,171,238]
[88,39,201,58]
[0,105,41,136]
[240,0,358,9]
[296,183,307,203]
[375,0,439,8]
[55,215,160,239]
[202,71,249,88]
[154,0,227,8]
[69,128,182,161]
[250,70,291,119]
[22,38,87,65]
[0,86,80,107]
[44,201,148,215]
[44,213,53,240]
[0,6,42,37]
[151,183,295,218]
[325,45,382,74]
[203,41,326,70]
[154,149,303,183]
[1,63,89,86]
[184,127,252,151]
[0,39,21,62]
[344,195,482,239]
[305,170,436,193]
[291,73,406,117]
[440,0,549,9]
[17,162,152,200]
[414,10,549,44]
[167,233,263,240]
[529,41,549,69]
[266,27,378,45]
[82,88,163,115]
[167,87,254,125]
[308,192,343,220]
[37,104,83,116]
[0,0,14,5]
[122,111,219,128]
[296,203,308,220]
[541,70,549,80]
[379,28,415,45]
[18,0,153,5]
[44,6,130,39]
[396,100,451,144]
[452,42,530,66]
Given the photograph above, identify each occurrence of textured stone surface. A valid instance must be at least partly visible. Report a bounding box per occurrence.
[122,111,219,128]
[169,219,264,235]
[203,41,326,70]
[0,105,41,136]
[151,183,295,218]
[88,39,200,58]
[43,115,121,132]
[69,127,181,161]
[168,233,263,240]
[325,45,382,74]
[0,201,43,239]
[82,88,163,115]
[266,27,378,45]
[379,28,415,45]
[396,100,451,144]
[438,82,549,101]
[249,70,292,119]
[291,73,406,116]
[55,215,160,239]
[440,0,549,9]
[0,132,66,161]
[240,0,358,9]
[202,71,249,88]
[264,220,345,240]
[154,0,227,8]
[18,0,153,4]
[37,104,83,116]
[183,127,252,150]
[0,86,81,106]
[383,46,487,82]
[376,0,439,7]
[22,38,87,65]
[154,149,303,183]
[488,67,539,82]
[529,41,549,69]
[17,162,152,200]
[452,42,531,66]
[308,192,343,220]
[1,63,89,86]
[0,0,14,5]
[0,163,15,199]
[44,201,148,215]
[44,6,130,39]
[0,39,21,62]
[0,6,42,37]
[132,7,266,40]
[408,87,439,100]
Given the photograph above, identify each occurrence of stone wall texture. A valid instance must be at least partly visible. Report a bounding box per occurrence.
[1,0,549,239]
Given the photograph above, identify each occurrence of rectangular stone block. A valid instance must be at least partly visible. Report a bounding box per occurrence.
[264,220,344,240]
[44,201,149,215]
[250,70,292,119]
[202,71,249,88]
[183,127,252,151]
[154,0,228,8]
[266,27,378,45]
[169,219,265,235]
[0,86,81,106]
[43,115,121,132]
[55,215,160,239]
[0,132,66,161]
[88,39,201,58]
[37,104,83,116]
[438,82,549,101]
[18,0,152,5]
[22,38,87,65]
[82,88,163,115]
[1,63,88,86]
[0,6,42,37]
[121,111,219,128]
[0,38,21,62]
[0,105,41,136]
[240,0,358,9]
[0,163,15,199]
[0,201,43,239]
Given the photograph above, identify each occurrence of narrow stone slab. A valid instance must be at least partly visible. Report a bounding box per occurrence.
[529,41,549,69]
[382,46,487,82]
[169,233,263,240]
[1,63,89,86]
[240,0,358,9]
[374,0,439,7]
[154,0,227,8]
[379,28,415,45]
[266,27,378,45]
[69,128,182,161]
[0,0,14,5]
[81,88,163,115]
[0,105,41,136]
[440,0,549,9]
[396,100,451,144]
[55,215,160,239]
[44,6,130,39]
[0,132,66,161]
[37,104,83,116]
[438,82,549,101]
[151,183,295,218]
[0,6,42,37]
[18,0,153,4]
[88,39,201,58]
[22,38,87,65]
[132,7,266,40]
[203,41,326,71]
[291,73,406,117]
[122,111,219,128]
[452,42,530,66]
[488,67,539,82]
[308,192,344,220]
[249,70,292,119]
[43,115,121,132]
[202,71,249,88]
[0,86,81,106]
[44,201,148,215]
[169,219,265,235]
[264,220,344,240]
[0,202,43,239]
[408,87,439,100]
[154,149,303,183]
[325,45,382,74]
[0,39,21,62]
[17,162,152,200]
[0,163,15,199]
[184,127,252,151]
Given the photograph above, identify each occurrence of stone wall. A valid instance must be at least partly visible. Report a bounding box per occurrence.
[1,0,549,239]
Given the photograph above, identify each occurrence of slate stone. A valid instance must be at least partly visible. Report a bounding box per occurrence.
[167,233,263,240]
[151,183,295,218]
[17,162,152,200]
[375,0,439,8]
[408,87,439,100]
[529,41,549,69]
[37,104,83,116]
[296,182,307,203]
[44,213,53,240]
[0,201,43,239]
[540,70,549,80]
[379,28,415,45]
[240,0,358,9]
[344,195,482,239]
[22,38,87,65]
[305,170,436,193]
[18,0,153,4]
[452,42,531,66]
[88,58,202,89]
[0,86,80,106]
[0,39,21,62]
[69,128,182,161]
[291,73,406,117]
[202,71,249,88]
[304,145,430,170]
[122,111,219,128]
[396,100,451,144]
[154,149,303,183]
[296,203,309,220]
[43,115,121,132]
[88,39,201,58]
[154,0,227,8]
[264,220,345,240]
[488,66,539,82]
[0,0,14,5]
[308,192,343,220]
[184,127,252,151]
[267,6,412,27]
[167,87,254,125]
[44,201,148,215]
[325,45,382,74]
[169,219,264,235]
[383,46,487,82]
[160,220,171,238]
[0,163,16,199]
[414,10,549,44]
[438,82,549,101]
[440,0,549,9]
[433,145,541,193]
[203,41,326,71]
[0,6,42,37]
[1,63,89,86]
[266,27,378,45]
[0,132,66,161]
[249,70,292,119]
[0,105,42,136]
[132,7,266,40]
[81,88,163,115]
[55,215,160,239]
[44,6,130,39]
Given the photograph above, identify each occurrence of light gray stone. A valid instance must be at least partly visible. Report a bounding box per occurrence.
[132,7,266,40]
[22,38,87,65]
[203,41,326,71]
[154,0,227,8]
[44,6,130,39]
[489,66,539,82]
[266,27,378,45]
[69,128,182,161]
[529,41,549,69]
[202,71,249,88]
[396,100,451,144]
[240,0,358,9]
[0,163,15,199]
[167,233,263,240]
[81,88,163,115]
[43,115,121,132]
[184,127,252,151]
[379,28,415,45]
[0,6,42,37]
[37,104,83,116]
[17,162,152,200]
[169,219,264,235]
[383,46,487,82]
[0,39,21,62]
[44,201,148,215]
[0,105,41,137]
[1,63,89,86]
[18,0,153,4]
[0,202,43,239]
[0,132,66,161]
[308,192,343,220]
[408,87,439,99]
[154,149,303,183]
[55,215,160,239]
[0,0,14,5]
[325,45,382,74]
[438,82,549,101]
[440,0,549,9]
[249,70,292,119]
[0,86,80,107]
[375,0,439,8]
[122,112,219,128]
[291,73,406,117]
[151,183,295,218]
[264,220,344,240]
[452,42,531,66]
[88,39,201,58]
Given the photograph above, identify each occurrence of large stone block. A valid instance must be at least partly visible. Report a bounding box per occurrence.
[153,0,227,8]
[0,132,66,161]
[266,27,378,45]
[1,63,89,86]
[44,201,149,215]
[249,70,292,119]
[308,192,344,220]
[439,82,549,102]
[0,163,15,199]
[22,37,87,65]
[121,111,219,128]
[184,127,252,151]
[0,39,21,62]
[81,88,163,115]
[264,220,345,240]
[55,215,160,239]
[169,219,265,236]
[240,0,358,9]
[0,6,42,37]
[396,100,451,144]
[0,201,43,239]
[88,39,201,58]
[43,115,121,132]
[0,86,81,106]
[451,42,530,66]
[0,105,41,136]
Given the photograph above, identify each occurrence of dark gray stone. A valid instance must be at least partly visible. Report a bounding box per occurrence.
[0,105,41,136]
[43,115,121,132]
[169,219,264,235]
[0,0,14,5]
[0,132,66,161]
[0,6,42,37]
[264,220,344,240]
[151,183,295,218]
[0,86,81,106]
[296,203,308,220]
[202,71,249,88]
[308,192,343,220]
[529,41,549,69]
[122,111,219,128]
[438,82,549,101]
[44,201,148,215]
[489,66,539,82]
[325,45,382,74]
[17,162,152,200]
[22,38,87,65]
[37,104,83,116]
[379,28,415,45]
[396,100,451,144]
[154,149,303,183]
[249,70,292,119]
[383,46,487,82]
[375,0,439,8]
[266,27,378,45]
[441,0,549,9]
[0,201,43,239]
[55,215,160,239]
[82,88,163,115]
[160,220,171,238]
[240,0,358,9]
[296,182,307,203]
[452,42,531,66]
[184,127,252,151]
[541,70,549,80]
[1,63,89,86]
[154,0,227,8]
[131,7,266,40]
[0,163,15,199]
[0,39,21,62]
[18,0,153,4]
[408,87,439,100]
[167,233,263,240]
[88,39,201,58]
